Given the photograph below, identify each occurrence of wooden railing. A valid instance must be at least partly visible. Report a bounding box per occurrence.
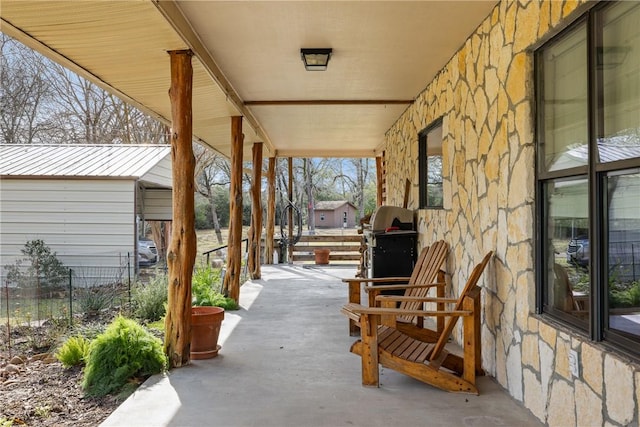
[291,234,363,263]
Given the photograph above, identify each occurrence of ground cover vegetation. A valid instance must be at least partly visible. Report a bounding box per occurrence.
[1,237,241,426]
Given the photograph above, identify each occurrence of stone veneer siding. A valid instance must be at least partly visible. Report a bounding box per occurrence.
[383,1,639,425]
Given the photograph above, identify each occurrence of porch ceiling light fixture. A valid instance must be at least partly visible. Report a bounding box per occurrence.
[300,48,332,71]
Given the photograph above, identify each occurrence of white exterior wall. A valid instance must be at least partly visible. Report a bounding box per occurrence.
[0,178,136,283]
[139,188,172,221]
[141,155,172,189]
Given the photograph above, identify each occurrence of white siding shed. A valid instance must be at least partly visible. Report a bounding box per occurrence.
[0,144,173,283]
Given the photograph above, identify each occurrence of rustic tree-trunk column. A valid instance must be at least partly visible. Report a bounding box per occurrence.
[287,157,294,264]
[223,116,243,301]
[265,157,276,264]
[248,142,263,279]
[164,50,196,368]
[375,156,384,207]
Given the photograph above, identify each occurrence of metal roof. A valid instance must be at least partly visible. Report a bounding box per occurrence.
[549,135,640,170]
[0,144,171,178]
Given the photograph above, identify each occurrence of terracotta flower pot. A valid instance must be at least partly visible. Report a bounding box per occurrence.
[191,306,225,360]
[314,249,330,265]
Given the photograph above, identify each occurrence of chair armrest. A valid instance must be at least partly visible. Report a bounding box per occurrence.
[342,277,411,284]
[375,295,458,303]
[342,303,472,318]
[364,282,446,293]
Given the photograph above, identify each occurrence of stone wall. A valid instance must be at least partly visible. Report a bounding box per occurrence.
[383,0,640,424]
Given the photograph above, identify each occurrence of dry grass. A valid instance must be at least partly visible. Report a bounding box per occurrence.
[195,227,242,266]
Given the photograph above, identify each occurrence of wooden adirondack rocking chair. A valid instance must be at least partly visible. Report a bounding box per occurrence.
[342,251,493,394]
[341,240,449,336]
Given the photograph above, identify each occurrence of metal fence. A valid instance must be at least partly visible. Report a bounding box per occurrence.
[1,260,133,335]
[1,249,246,356]
[610,241,640,283]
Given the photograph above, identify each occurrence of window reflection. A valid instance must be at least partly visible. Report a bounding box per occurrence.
[419,119,443,209]
[426,155,443,207]
[541,24,588,172]
[544,178,589,323]
[607,172,640,338]
[600,2,640,164]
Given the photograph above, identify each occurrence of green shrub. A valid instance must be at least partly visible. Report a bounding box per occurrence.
[132,273,168,322]
[82,316,167,397]
[56,336,90,367]
[610,281,640,308]
[76,285,115,315]
[192,265,239,310]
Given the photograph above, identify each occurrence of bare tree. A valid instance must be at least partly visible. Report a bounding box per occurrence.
[0,34,54,144]
[1,35,168,146]
[304,158,315,232]
[45,64,122,144]
[113,102,169,144]
[194,143,228,244]
[353,158,370,219]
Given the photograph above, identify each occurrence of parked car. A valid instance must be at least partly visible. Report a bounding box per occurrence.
[567,233,640,282]
[138,237,158,267]
[567,236,589,267]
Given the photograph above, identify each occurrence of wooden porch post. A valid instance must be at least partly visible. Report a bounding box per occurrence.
[265,157,276,264]
[375,156,383,207]
[287,157,294,263]
[164,49,196,368]
[248,142,263,279]
[223,116,243,302]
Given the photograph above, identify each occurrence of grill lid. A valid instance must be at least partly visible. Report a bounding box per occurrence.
[370,206,414,231]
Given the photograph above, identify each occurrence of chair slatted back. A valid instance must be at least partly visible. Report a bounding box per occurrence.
[398,240,449,320]
[429,251,493,362]
[406,245,433,286]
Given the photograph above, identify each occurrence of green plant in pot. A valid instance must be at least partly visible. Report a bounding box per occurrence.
[191,265,238,359]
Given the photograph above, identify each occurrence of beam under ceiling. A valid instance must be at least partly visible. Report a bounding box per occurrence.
[244,100,414,106]
[153,0,275,157]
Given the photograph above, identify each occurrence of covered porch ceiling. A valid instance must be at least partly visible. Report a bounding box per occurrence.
[1,1,498,160]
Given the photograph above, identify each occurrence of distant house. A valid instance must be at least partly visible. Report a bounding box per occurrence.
[313,201,358,228]
[0,144,173,283]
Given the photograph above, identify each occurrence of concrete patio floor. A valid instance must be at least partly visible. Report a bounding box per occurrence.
[101,264,542,427]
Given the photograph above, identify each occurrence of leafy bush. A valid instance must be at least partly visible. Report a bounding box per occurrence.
[132,273,168,322]
[610,281,640,308]
[55,336,90,367]
[82,316,167,397]
[192,265,238,310]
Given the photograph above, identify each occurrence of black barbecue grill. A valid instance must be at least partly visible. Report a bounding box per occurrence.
[363,206,417,293]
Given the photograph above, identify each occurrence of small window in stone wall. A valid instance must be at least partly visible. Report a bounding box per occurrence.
[419,118,443,209]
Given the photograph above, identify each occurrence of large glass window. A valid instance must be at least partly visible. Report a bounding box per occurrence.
[419,119,443,209]
[537,1,640,353]
[606,171,640,339]
[542,178,589,327]
[540,24,588,172]
[599,2,640,164]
